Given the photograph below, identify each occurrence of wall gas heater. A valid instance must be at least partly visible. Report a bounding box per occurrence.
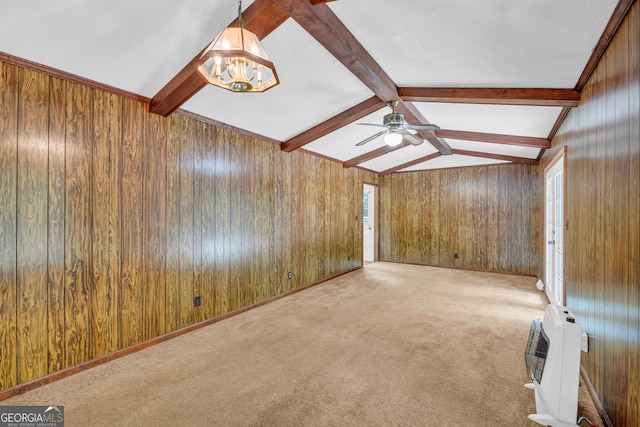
[524,304,589,427]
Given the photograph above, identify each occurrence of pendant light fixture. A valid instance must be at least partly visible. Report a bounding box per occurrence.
[197,0,279,92]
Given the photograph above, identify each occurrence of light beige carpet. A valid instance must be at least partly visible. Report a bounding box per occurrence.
[2,263,602,426]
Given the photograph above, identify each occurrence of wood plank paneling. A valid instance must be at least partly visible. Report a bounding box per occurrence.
[121,98,145,347]
[350,170,361,267]
[380,164,539,274]
[178,115,195,328]
[228,131,242,310]
[272,143,286,295]
[143,110,167,338]
[406,172,420,262]
[0,61,18,389]
[106,92,122,354]
[256,142,266,297]
[485,166,499,272]
[291,152,304,287]
[627,4,640,426]
[64,81,92,368]
[441,168,459,266]
[199,121,215,320]
[611,13,630,423]
[192,122,203,323]
[165,114,182,333]
[504,165,523,272]
[241,135,255,306]
[286,147,295,289]
[524,167,544,277]
[0,57,380,395]
[250,142,260,302]
[328,163,341,272]
[213,127,230,316]
[47,77,66,374]
[428,170,441,264]
[16,68,49,383]
[539,2,640,425]
[471,167,488,269]
[303,154,316,286]
[91,90,120,358]
[457,168,473,266]
[91,89,109,358]
[339,164,348,268]
[602,39,619,424]
[263,142,276,298]
[258,142,269,297]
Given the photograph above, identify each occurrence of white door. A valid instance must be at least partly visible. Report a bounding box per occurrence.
[545,157,564,305]
[363,184,375,262]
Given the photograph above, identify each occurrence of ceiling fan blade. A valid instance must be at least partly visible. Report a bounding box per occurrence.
[357,123,387,128]
[400,130,424,146]
[355,130,387,146]
[403,123,440,131]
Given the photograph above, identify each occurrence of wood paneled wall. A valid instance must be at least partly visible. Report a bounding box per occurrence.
[540,2,639,425]
[379,164,540,275]
[0,60,376,391]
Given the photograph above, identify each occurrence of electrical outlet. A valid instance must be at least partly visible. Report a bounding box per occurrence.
[347,255,350,261]
[287,271,292,280]
[453,253,459,259]
[194,296,201,307]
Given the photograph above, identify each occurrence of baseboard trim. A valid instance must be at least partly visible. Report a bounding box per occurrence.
[0,267,361,401]
[381,260,537,278]
[581,365,613,427]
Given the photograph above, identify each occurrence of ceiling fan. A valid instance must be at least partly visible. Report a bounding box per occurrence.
[355,100,440,147]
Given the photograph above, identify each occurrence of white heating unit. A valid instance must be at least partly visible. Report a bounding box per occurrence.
[524,304,588,427]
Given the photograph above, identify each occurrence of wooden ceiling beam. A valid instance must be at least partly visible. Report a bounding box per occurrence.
[344,132,543,170]
[272,0,398,102]
[343,142,410,169]
[149,0,288,116]
[148,51,208,116]
[272,0,452,156]
[452,149,539,165]
[378,152,442,177]
[395,102,452,155]
[398,87,581,107]
[435,129,550,149]
[281,96,385,152]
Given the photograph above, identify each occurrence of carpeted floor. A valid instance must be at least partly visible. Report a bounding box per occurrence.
[2,262,603,426]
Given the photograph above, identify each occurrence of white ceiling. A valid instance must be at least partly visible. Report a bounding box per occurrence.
[0,0,620,173]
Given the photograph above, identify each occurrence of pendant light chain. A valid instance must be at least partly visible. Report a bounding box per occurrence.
[237,0,244,28]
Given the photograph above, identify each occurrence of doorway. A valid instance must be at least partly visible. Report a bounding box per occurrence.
[363,183,379,263]
[544,150,565,305]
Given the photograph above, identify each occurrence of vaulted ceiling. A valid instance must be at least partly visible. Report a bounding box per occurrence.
[0,0,630,174]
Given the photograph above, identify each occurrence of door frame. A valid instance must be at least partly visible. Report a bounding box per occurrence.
[543,147,567,305]
[362,182,379,262]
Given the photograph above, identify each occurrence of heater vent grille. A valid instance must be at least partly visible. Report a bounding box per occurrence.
[524,318,549,383]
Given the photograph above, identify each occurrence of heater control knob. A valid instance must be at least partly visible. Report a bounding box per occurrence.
[566,317,575,323]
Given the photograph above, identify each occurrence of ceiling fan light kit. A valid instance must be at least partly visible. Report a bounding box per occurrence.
[197,0,279,93]
[384,131,403,146]
[356,101,440,148]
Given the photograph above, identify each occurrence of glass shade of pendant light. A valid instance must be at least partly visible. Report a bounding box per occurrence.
[197,0,279,93]
[384,130,403,146]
